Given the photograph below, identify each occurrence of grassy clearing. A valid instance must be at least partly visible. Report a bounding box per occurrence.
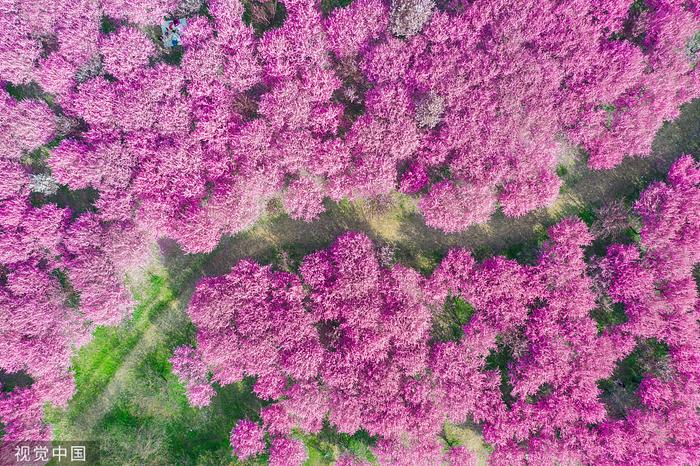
[431,296,476,342]
[60,274,174,422]
[45,265,261,465]
[443,422,492,465]
[597,338,670,420]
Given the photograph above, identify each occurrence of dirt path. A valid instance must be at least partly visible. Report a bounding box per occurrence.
[180,98,700,279]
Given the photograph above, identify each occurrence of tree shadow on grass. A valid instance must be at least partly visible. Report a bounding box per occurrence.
[93,379,263,466]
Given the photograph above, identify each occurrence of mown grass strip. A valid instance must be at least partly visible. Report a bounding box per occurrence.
[63,272,175,421]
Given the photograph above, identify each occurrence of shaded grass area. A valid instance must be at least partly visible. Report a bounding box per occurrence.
[320,0,353,16]
[0,370,33,393]
[431,296,476,343]
[242,0,288,36]
[484,340,516,408]
[82,378,262,466]
[597,338,670,420]
[300,426,377,464]
[591,302,628,333]
[31,186,99,217]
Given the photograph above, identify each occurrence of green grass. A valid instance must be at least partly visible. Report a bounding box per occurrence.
[597,338,670,419]
[320,0,353,16]
[0,370,33,393]
[162,47,185,66]
[5,82,44,101]
[405,249,446,276]
[51,268,81,309]
[432,296,476,342]
[242,0,288,36]
[300,425,377,465]
[484,339,516,407]
[502,222,550,265]
[60,273,174,422]
[100,16,119,34]
[45,268,265,465]
[591,302,628,333]
[31,185,100,217]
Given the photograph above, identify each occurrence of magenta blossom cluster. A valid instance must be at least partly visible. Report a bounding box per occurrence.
[0,86,149,440]
[0,0,698,254]
[169,345,216,407]
[178,155,700,465]
[0,200,147,441]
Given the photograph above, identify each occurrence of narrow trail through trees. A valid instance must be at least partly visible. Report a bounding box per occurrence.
[198,98,700,278]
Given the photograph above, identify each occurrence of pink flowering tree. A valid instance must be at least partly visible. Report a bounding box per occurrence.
[179,232,449,462]
[230,419,266,460]
[0,0,699,460]
[169,345,216,407]
[2,0,698,252]
[0,53,149,444]
[589,155,700,464]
